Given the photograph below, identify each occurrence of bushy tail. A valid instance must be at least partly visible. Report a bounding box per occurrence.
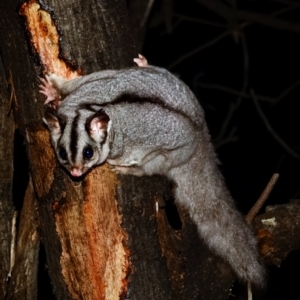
[169,145,265,287]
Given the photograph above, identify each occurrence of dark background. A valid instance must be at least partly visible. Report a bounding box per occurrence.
[138,0,300,299]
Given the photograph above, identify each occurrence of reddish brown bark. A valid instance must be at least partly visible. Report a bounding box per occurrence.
[254,202,300,267]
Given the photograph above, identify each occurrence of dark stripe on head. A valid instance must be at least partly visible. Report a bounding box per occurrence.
[70,114,80,163]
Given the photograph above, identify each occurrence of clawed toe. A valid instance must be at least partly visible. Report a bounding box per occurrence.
[133,54,148,67]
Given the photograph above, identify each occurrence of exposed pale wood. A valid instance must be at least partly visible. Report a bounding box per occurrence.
[6,178,40,300]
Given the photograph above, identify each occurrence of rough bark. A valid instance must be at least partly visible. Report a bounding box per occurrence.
[5,178,40,300]
[0,45,15,300]
[254,201,300,267]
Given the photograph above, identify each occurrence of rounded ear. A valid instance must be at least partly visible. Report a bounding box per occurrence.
[86,109,110,141]
[43,107,61,133]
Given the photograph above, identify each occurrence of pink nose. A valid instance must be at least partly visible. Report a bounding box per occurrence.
[71,168,82,177]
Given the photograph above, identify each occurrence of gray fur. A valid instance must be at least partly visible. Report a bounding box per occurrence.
[42,63,265,287]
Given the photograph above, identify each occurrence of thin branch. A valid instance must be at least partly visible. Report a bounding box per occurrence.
[248,282,253,300]
[168,3,297,69]
[173,12,227,28]
[246,173,279,224]
[196,77,300,103]
[270,0,300,6]
[214,127,239,149]
[140,0,155,28]
[236,7,300,33]
[275,78,300,103]
[271,3,300,16]
[196,82,276,103]
[213,101,237,144]
[195,0,300,34]
[251,89,300,160]
[168,31,230,69]
[214,32,248,145]
[243,0,300,4]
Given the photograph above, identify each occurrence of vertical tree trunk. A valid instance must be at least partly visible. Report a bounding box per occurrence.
[5,178,40,300]
[0,49,15,300]
[0,1,236,299]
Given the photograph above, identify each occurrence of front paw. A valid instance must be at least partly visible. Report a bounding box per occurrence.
[39,75,61,106]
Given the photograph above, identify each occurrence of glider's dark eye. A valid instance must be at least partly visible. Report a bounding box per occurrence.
[83,147,94,160]
[59,148,67,161]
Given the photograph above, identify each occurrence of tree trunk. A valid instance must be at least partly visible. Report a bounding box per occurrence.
[5,178,40,300]
[0,1,238,299]
[0,47,15,300]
